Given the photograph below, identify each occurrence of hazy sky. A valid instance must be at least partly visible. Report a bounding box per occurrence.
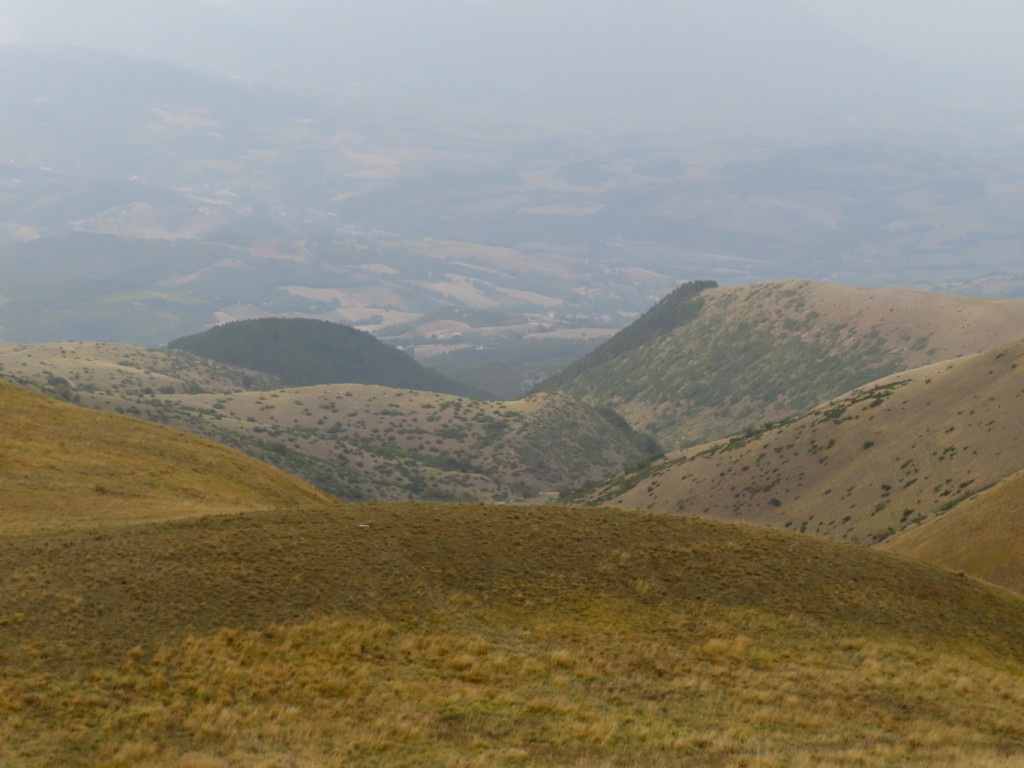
[5,0,1024,75]
[2,0,1022,138]
[806,0,1024,74]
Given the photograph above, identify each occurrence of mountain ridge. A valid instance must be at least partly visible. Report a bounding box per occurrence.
[542,279,1024,448]
[882,469,1024,595]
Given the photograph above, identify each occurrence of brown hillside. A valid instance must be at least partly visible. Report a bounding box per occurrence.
[0,343,653,502]
[146,386,647,502]
[3,503,1024,766]
[581,336,1024,545]
[882,470,1024,594]
[0,380,328,531]
[546,280,1024,448]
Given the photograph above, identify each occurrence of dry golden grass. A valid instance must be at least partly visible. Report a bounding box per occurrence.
[883,470,1024,594]
[0,381,329,532]
[586,337,1024,550]
[3,503,1024,766]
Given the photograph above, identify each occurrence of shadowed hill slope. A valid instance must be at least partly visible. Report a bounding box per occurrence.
[576,336,1024,550]
[540,280,1024,448]
[882,470,1024,595]
[169,317,487,398]
[4,502,1024,766]
[0,380,328,531]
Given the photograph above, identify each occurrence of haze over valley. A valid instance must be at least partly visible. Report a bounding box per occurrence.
[2,1,1024,364]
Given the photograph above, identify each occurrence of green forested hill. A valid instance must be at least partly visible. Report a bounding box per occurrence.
[168,317,486,398]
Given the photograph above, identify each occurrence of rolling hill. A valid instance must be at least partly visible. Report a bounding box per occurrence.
[882,470,1024,595]
[0,341,656,502]
[4,501,1024,766]
[4,365,1024,765]
[574,335,1024,554]
[168,317,486,398]
[0,379,328,532]
[540,280,1024,448]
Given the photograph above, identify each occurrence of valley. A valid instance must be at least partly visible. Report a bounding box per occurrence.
[0,340,655,502]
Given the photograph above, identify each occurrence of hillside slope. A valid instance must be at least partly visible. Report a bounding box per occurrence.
[0,380,328,531]
[108,387,654,502]
[3,502,1024,766]
[168,317,486,398]
[577,336,1024,549]
[0,342,655,502]
[0,341,278,396]
[541,280,1024,448]
[882,470,1024,595]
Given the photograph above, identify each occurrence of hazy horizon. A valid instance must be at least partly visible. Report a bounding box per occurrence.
[2,0,1022,140]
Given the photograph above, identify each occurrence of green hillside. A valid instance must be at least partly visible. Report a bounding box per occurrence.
[540,280,1024,448]
[4,375,1024,766]
[169,317,486,398]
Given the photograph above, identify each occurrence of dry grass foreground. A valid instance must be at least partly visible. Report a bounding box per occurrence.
[882,469,1024,595]
[0,380,329,532]
[2,502,1024,766]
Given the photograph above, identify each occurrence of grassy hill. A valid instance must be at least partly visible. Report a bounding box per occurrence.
[882,470,1024,595]
[4,379,1024,765]
[574,336,1024,551]
[0,342,655,502]
[540,280,1024,448]
[0,380,328,532]
[168,317,486,398]
[3,501,1024,766]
